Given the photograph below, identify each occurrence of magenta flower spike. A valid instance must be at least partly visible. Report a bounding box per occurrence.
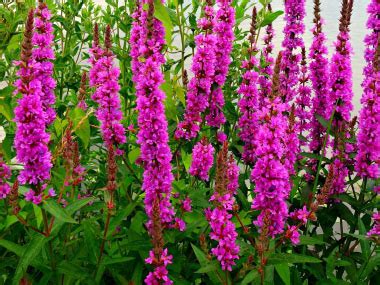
[355,0,380,179]
[308,0,331,155]
[14,9,53,188]
[238,7,260,165]
[32,1,56,125]
[251,54,291,237]
[175,0,216,140]
[130,1,176,283]
[189,138,215,181]
[205,0,235,128]
[89,25,126,151]
[206,143,240,271]
[328,0,354,196]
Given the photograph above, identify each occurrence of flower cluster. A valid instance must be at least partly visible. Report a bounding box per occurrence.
[308,0,331,155]
[175,0,216,140]
[355,0,380,179]
[205,0,235,128]
[238,7,260,164]
[89,25,126,150]
[32,1,56,125]
[251,55,291,237]
[205,143,239,271]
[280,0,306,103]
[329,1,354,196]
[14,9,52,188]
[189,138,215,181]
[130,1,176,283]
[0,157,11,199]
[368,212,380,236]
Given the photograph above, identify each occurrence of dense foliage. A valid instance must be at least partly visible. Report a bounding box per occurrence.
[0,0,379,284]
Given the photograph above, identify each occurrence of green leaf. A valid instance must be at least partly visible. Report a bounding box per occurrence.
[43,199,77,224]
[358,218,370,259]
[128,147,141,164]
[241,269,260,285]
[13,234,48,285]
[275,264,290,285]
[191,243,225,284]
[194,261,218,273]
[0,239,24,257]
[101,256,135,265]
[181,149,192,171]
[260,10,284,27]
[57,261,90,280]
[70,107,90,148]
[299,236,325,245]
[267,253,321,265]
[154,0,173,44]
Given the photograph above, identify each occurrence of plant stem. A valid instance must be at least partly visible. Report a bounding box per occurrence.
[42,208,56,270]
[97,210,112,269]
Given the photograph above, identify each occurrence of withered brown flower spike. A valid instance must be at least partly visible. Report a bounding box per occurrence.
[313,0,322,35]
[106,145,117,193]
[93,23,99,47]
[270,52,282,100]
[78,71,87,102]
[215,142,229,196]
[20,9,34,68]
[105,24,112,50]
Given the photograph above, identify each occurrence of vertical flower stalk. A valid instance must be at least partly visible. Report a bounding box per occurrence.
[280,0,306,104]
[238,7,260,165]
[189,138,215,181]
[14,9,52,196]
[251,54,291,237]
[32,0,56,125]
[0,155,11,199]
[130,1,177,283]
[355,0,380,179]
[309,0,331,156]
[77,71,88,110]
[329,0,354,196]
[280,0,305,176]
[205,142,240,271]
[258,4,275,106]
[205,0,235,128]
[89,25,126,151]
[296,48,312,145]
[175,0,216,140]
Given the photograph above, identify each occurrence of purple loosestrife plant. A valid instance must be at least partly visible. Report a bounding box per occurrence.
[205,0,235,128]
[251,55,291,237]
[89,25,126,152]
[355,0,380,179]
[32,0,56,125]
[14,9,52,194]
[328,0,354,196]
[175,0,216,140]
[205,143,240,271]
[237,7,260,165]
[189,138,215,181]
[130,1,179,283]
[308,0,331,156]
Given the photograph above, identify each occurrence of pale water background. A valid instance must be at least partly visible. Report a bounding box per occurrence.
[96,0,370,114]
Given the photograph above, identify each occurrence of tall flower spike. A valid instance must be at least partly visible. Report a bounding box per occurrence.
[205,0,235,128]
[32,0,56,125]
[89,24,126,151]
[189,138,215,181]
[175,0,216,140]
[295,48,312,146]
[258,4,275,107]
[251,53,291,237]
[14,9,52,188]
[355,0,380,179]
[238,6,260,164]
[78,71,88,110]
[328,0,354,196]
[280,0,306,104]
[205,142,240,271]
[309,0,331,159]
[130,1,176,283]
